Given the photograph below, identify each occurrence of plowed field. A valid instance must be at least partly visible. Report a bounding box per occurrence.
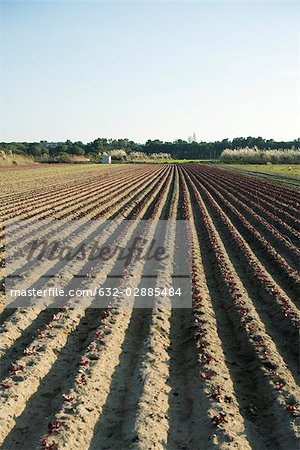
[0,163,299,450]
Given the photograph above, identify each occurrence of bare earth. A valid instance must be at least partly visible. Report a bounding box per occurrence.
[0,163,299,450]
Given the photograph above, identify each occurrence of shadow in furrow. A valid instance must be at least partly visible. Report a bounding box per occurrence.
[167,307,209,450]
[88,308,153,450]
[0,306,106,450]
[186,173,295,450]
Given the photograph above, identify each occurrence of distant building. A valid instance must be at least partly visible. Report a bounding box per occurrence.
[101,155,111,164]
[44,142,64,147]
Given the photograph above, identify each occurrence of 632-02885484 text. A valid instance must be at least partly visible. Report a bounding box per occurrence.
[8,286,182,298]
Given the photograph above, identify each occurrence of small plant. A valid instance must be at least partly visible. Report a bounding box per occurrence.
[24,346,37,356]
[41,439,58,449]
[8,364,23,375]
[62,393,74,402]
[211,412,227,426]
[48,419,61,435]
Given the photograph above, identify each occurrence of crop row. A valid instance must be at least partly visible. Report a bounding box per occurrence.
[188,166,300,297]
[180,166,299,448]
[199,165,299,229]
[0,167,175,448]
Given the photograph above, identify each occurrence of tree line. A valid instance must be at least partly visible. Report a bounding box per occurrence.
[0,137,299,161]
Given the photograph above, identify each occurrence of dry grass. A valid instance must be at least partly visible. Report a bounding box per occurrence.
[220,148,300,164]
[0,153,35,166]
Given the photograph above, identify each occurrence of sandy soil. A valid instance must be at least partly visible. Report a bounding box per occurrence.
[0,164,299,450]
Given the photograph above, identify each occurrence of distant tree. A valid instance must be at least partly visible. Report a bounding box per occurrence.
[69,144,85,156]
[1,136,299,162]
[88,138,108,153]
[28,143,43,157]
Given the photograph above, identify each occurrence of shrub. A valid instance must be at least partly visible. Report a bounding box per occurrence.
[57,152,72,163]
[220,148,300,164]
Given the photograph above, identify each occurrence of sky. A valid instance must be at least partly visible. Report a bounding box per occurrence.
[0,0,299,144]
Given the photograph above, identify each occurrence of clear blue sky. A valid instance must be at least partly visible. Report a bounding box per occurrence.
[0,0,299,143]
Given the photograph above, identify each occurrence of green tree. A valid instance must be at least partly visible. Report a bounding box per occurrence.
[28,143,43,157]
